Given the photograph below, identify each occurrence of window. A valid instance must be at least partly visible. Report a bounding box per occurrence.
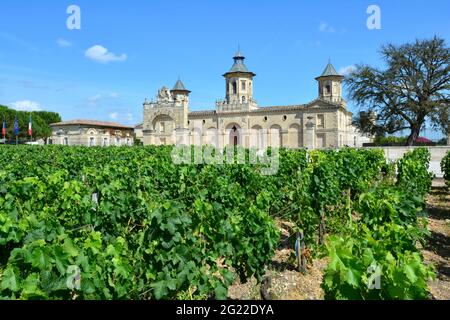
[325,84,331,94]
[242,96,246,103]
[89,137,95,147]
[316,133,325,148]
[160,121,165,133]
[103,138,108,147]
[317,114,325,128]
[241,81,246,91]
[126,138,130,146]
[64,137,69,145]
[263,116,268,122]
[283,115,287,121]
[232,82,237,94]
[116,137,120,146]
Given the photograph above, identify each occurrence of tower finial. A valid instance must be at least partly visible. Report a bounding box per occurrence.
[234,44,244,60]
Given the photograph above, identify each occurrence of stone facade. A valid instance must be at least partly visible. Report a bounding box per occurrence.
[49,120,134,146]
[141,51,370,149]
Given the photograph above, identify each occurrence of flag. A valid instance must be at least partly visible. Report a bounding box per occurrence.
[28,114,33,136]
[1,116,6,137]
[13,115,19,136]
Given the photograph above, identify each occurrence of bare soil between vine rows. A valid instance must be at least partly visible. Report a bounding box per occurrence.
[228,182,450,300]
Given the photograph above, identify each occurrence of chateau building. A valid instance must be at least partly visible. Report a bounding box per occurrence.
[49,120,134,146]
[141,50,369,149]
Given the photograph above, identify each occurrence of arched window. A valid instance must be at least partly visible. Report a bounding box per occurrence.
[242,96,246,103]
[325,84,331,94]
[232,82,237,94]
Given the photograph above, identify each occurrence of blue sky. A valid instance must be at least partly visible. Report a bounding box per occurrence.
[0,0,449,138]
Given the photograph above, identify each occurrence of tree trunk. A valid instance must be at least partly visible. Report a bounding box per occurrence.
[406,126,420,146]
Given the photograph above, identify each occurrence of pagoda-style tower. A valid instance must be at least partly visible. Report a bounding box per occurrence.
[216,48,258,111]
[315,62,345,104]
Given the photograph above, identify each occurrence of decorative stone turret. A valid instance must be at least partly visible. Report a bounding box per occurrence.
[315,62,345,104]
[142,79,191,145]
[216,48,258,112]
[171,78,191,104]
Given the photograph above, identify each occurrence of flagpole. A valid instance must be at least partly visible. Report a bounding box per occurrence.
[2,115,4,142]
[2,115,5,144]
[14,113,18,146]
[29,113,33,143]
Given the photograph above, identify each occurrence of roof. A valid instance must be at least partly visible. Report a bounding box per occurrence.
[224,49,255,76]
[228,59,250,73]
[172,79,190,92]
[188,100,343,117]
[135,123,143,129]
[50,119,134,129]
[317,62,343,78]
[416,137,433,143]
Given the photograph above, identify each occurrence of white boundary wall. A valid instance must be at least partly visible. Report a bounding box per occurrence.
[365,146,450,178]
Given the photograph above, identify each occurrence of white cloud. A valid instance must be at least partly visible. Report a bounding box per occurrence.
[85,45,127,63]
[319,21,336,33]
[86,92,120,107]
[339,65,356,76]
[10,100,42,111]
[89,94,102,102]
[57,38,72,47]
[109,112,118,120]
[86,94,101,107]
[108,112,132,122]
[0,32,38,51]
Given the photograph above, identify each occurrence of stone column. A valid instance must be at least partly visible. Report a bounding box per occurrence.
[175,128,190,146]
[304,117,316,149]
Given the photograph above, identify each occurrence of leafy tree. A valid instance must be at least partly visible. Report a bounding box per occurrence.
[34,111,62,143]
[346,37,450,146]
[0,105,61,143]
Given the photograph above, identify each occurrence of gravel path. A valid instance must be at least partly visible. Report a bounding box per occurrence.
[423,186,450,300]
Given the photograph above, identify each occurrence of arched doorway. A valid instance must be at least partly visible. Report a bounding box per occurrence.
[288,124,301,148]
[226,123,241,146]
[251,125,264,149]
[269,124,282,147]
[152,114,176,145]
